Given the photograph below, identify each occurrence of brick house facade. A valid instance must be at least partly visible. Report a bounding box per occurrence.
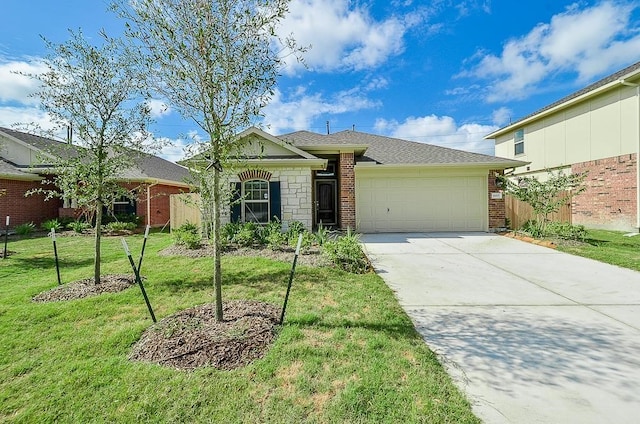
[1,127,190,230]
[572,154,637,230]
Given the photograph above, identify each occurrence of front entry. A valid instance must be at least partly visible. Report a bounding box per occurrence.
[315,179,337,227]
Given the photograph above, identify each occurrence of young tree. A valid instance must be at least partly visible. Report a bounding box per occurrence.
[27,30,153,284]
[113,0,301,321]
[499,170,588,236]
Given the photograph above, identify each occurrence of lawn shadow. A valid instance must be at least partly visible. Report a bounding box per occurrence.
[8,255,94,269]
[407,307,640,401]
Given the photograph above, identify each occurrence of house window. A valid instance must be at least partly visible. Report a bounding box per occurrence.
[514,129,525,155]
[112,195,136,216]
[243,179,269,223]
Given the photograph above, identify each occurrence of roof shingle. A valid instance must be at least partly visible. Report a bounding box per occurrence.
[281,130,522,166]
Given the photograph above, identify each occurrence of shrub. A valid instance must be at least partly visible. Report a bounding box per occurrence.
[520,220,543,238]
[15,222,36,236]
[234,222,261,247]
[260,218,284,250]
[221,222,241,243]
[103,212,141,225]
[314,223,331,246]
[41,219,62,232]
[288,229,314,253]
[104,221,137,232]
[545,222,587,241]
[322,229,369,273]
[68,220,91,233]
[57,216,76,228]
[286,221,305,237]
[172,222,202,249]
[179,231,202,249]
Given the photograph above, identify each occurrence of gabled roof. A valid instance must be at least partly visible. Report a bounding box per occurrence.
[0,127,189,186]
[281,130,525,168]
[485,59,640,139]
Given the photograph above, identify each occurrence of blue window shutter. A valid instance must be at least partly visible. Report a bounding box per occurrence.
[231,182,242,222]
[269,181,281,222]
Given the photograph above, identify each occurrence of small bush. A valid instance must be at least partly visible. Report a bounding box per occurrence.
[104,221,136,232]
[221,222,241,243]
[41,219,62,232]
[545,222,587,241]
[322,229,369,273]
[172,222,202,249]
[179,231,202,249]
[314,223,331,246]
[234,222,261,247]
[103,212,141,225]
[286,221,305,237]
[68,220,91,233]
[520,220,543,238]
[57,216,76,228]
[288,230,314,253]
[262,218,284,250]
[15,222,36,236]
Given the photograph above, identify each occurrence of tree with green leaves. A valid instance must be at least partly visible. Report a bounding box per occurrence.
[26,30,153,284]
[498,169,588,236]
[112,0,302,321]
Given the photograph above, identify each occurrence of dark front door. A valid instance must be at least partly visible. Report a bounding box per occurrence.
[315,180,337,226]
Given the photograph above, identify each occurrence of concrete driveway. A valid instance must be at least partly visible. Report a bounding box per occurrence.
[361,232,640,424]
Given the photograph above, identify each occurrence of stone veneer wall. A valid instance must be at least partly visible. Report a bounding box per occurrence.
[339,152,356,229]
[226,167,313,230]
[488,170,506,230]
[571,153,637,231]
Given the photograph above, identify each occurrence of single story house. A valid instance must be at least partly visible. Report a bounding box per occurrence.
[0,127,190,228]
[485,59,640,231]
[192,127,526,233]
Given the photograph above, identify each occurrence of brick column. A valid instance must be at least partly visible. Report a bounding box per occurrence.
[339,152,356,229]
[488,170,506,230]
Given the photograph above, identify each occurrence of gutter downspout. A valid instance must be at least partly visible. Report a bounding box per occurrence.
[620,79,640,230]
[146,181,159,227]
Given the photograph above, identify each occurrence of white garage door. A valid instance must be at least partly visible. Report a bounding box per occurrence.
[356,172,487,232]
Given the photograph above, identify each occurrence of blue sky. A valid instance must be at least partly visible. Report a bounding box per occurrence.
[1,0,639,161]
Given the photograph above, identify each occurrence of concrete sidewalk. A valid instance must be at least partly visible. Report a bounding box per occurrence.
[361,232,640,424]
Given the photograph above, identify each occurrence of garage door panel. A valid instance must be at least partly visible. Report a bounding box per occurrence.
[356,174,487,232]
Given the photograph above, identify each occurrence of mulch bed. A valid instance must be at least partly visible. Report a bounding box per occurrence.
[129,300,280,371]
[32,274,137,302]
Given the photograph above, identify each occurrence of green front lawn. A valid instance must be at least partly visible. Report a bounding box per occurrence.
[554,229,640,271]
[0,232,478,423]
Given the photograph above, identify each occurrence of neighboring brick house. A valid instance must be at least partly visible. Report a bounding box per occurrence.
[0,127,190,228]
[485,60,640,232]
[184,127,525,232]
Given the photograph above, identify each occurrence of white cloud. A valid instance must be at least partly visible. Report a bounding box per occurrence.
[146,99,171,118]
[278,0,425,73]
[491,107,512,126]
[262,83,381,134]
[463,1,640,102]
[374,114,497,155]
[0,59,47,105]
[0,106,58,134]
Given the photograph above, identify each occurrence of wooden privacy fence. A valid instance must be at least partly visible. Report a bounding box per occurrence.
[170,193,202,230]
[505,192,572,230]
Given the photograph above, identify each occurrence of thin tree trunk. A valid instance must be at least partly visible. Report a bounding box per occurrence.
[212,165,223,321]
[94,202,102,285]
